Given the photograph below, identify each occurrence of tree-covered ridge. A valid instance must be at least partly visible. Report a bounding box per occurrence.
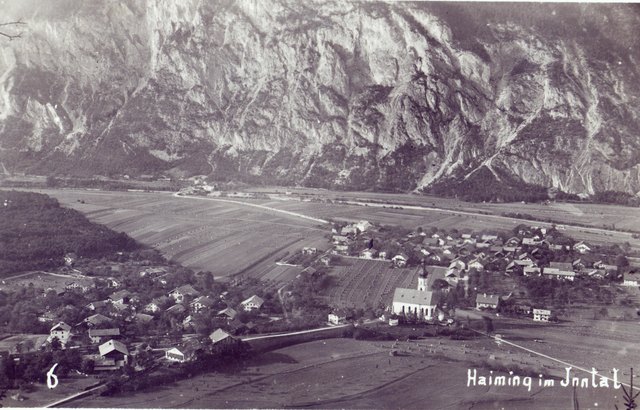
[0,190,139,274]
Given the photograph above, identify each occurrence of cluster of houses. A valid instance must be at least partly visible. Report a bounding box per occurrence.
[372,224,630,324]
[30,265,269,372]
[45,320,128,371]
[45,318,243,370]
[81,282,266,334]
[164,328,241,363]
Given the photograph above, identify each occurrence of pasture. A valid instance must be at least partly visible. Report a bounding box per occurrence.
[230,196,640,252]
[0,271,93,294]
[32,189,328,283]
[246,186,640,233]
[66,335,623,409]
[324,258,422,309]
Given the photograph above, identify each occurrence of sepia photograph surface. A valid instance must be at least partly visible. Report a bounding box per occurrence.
[0,1,639,408]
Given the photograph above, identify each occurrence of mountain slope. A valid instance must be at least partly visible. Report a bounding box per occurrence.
[0,0,639,198]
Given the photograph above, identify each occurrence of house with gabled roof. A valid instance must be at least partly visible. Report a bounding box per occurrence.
[392,253,408,268]
[134,313,153,323]
[88,328,120,344]
[481,234,498,242]
[38,312,56,323]
[572,259,585,270]
[543,268,576,281]
[523,266,541,277]
[360,248,377,259]
[241,295,264,312]
[328,308,352,325]
[533,309,552,322]
[106,277,121,289]
[475,241,491,249]
[165,346,191,363]
[165,341,204,363]
[506,260,534,273]
[586,269,606,279]
[476,294,501,310]
[169,284,199,303]
[97,340,129,370]
[109,290,131,308]
[48,322,72,347]
[64,252,78,266]
[505,237,521,247]
[573,241,591,254]
[145,296,170,313]
[522,237,541,246]
[623,272,640,287]
[549,261,574,271]
[82,313,113,328]
[86,300,109,311]
[423,237,442,247]
[468,259,484,271]
[139,267,166,278]
[166,304,186,315]
[217,307,237,321]
[190,296,216,313]
[448,259,466,271]
[332,235,348,244]
[65,281,91,293]
[209,328,241,352]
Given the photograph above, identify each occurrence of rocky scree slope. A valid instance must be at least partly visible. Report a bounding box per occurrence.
[0,1,639,199]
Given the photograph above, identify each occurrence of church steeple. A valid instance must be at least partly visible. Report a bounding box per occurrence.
[418,259,428,291]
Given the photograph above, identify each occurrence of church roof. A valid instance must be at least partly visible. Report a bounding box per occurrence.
[393,288,437,306]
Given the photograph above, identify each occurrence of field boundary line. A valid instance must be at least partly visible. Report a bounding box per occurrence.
[470,328,640,391]
[337,199,636,239]
[242,323,350,341]
[174,193,329,224]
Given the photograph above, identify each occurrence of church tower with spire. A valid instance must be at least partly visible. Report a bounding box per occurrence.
[418,260,428,291]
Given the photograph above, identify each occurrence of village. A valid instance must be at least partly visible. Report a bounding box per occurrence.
[0,194,638,404]
[324,219,638,326]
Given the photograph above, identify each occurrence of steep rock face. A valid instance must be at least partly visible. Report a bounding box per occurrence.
[0,0,639,196]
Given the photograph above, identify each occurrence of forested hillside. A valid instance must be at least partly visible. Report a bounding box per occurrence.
[0,191,140,275]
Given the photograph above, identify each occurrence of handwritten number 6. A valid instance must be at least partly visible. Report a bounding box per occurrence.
[47,363,58,389]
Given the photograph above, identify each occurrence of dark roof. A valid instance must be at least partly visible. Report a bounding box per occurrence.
[241,295,264,307]
[170,284,199,296]
[476,294,501,305]
[167,304,186,313]
[549,262,574,271]
[109,290,131,301]
[84,314,113,325]
[191,296,215,307]
[217,307,237,319]
[51,322,71,332]
[134,313,154,323]
[88,328,120,337]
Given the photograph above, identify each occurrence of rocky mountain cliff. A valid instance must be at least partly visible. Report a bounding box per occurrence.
[1,0,639,198]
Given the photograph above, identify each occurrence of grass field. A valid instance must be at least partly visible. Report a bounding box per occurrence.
[245,186,640,232]
[0,271,93,294]
[229,196,640,252]
[65,334,627,409]
[30,189,328,283]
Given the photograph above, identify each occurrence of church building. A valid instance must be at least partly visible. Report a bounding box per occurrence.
[392,271,440,320]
